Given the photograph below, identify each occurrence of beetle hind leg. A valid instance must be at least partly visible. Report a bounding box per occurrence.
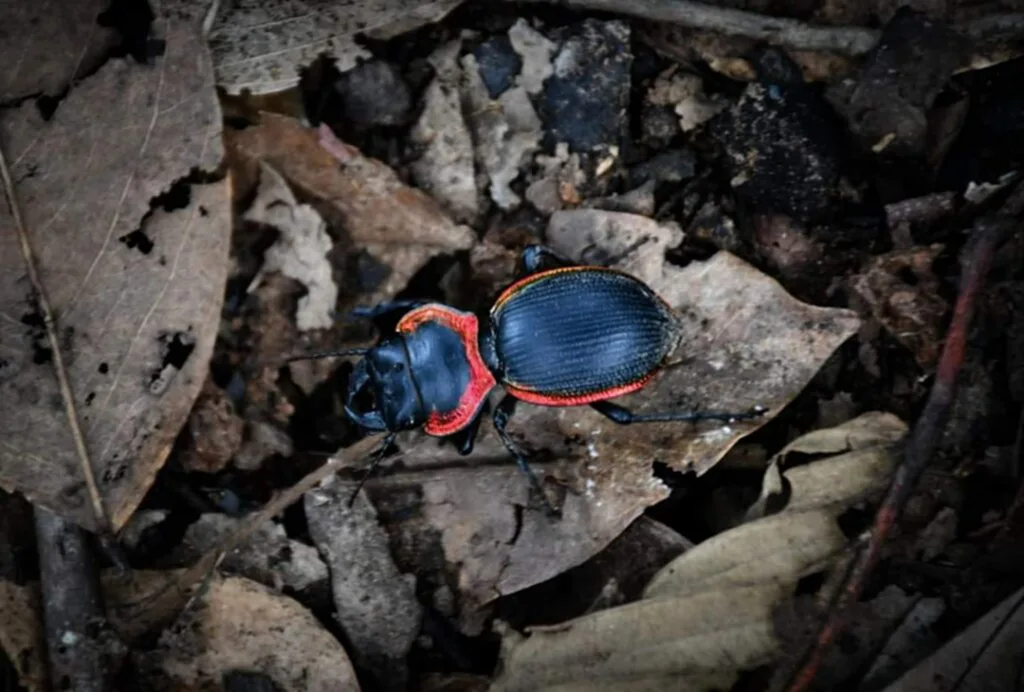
[591,400,768,425]
[493,395,558,516]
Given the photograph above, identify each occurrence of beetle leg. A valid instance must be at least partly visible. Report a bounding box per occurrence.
[493,395,557,515]
[347,431,399,506]
[519,244,575,275]
[453,407,486,456]
[347,299,429,321]
[591,400,768,425]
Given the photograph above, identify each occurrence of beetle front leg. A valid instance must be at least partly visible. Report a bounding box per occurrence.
[348,431,399,505]
[493,395,557,515]
[590,400,767,425]
[452,408,485,456]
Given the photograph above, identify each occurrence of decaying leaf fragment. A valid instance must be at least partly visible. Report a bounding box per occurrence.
[363,210,860,630]
[208,0,466,94]
[226,114,476,306]
[491,412,907,691]
[245,162,338,331]
[0,0,229,531]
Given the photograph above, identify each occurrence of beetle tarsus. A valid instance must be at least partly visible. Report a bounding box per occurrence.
[591,401,768,425]
[494,395,557,516]
[347,432,398,506]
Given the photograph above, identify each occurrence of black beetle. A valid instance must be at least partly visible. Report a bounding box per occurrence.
[293,245,763,508]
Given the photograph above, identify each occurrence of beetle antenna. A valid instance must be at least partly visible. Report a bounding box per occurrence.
[348,432,398,506]
[283,347,369,363]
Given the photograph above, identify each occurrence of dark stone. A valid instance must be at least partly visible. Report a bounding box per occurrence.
[541,20,631,152]
[334,60,412,128]
[628,148,697,187]
[640,103,679,148]
[709,50,843,222]
[826,8,968,158]
[473,35,522,98]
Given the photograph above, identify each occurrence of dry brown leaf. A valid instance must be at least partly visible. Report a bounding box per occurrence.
[0,0,117,102]
[0,1,228,531]
[121,573,361,692]
[209,0,466,94]
[0,580,45,691]
[359,211,858,631]
[225,114,476,306]
[490,412,906,691]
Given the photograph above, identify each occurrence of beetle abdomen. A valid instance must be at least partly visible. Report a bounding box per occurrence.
[490,267,679,405]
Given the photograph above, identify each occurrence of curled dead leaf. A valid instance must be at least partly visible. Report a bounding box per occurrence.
[490,412,906,691]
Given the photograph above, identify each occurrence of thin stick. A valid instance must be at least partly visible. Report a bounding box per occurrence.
[0,138,112,537]
[513,0,1024,57]
[120,435,382,642]
[784,217,1016,692]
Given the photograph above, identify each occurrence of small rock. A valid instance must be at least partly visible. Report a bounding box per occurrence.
[827,8,968,158]
[168,514,330,596]
[628,148,696,187]
[473,35,521,98]
[180,378,244,473]
[541,20,631,152]
[689,200,742,253]
[335,60,412,128]
[640,103,679,148]
[585,180,657,217]
[709,50,842,222]
[647,69,726,133]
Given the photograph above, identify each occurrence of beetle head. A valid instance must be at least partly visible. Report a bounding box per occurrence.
[345,335,426,433]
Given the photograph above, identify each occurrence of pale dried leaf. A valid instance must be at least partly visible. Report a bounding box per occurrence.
[0,0,116,101]
[209,0,466,94]
[0,580,45,691]
[0,1,228,531]
[246,162,338,331]
[410,41,480,223]
[776,411,909,457]
[225,114,475,306]
[884,587,1024,692]
[491,413,902,691]
[130,573,361,692]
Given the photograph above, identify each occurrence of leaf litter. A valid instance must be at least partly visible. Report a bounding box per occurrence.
[0,0,229,532]
[490,412,907,692]
[3,2,1024,691]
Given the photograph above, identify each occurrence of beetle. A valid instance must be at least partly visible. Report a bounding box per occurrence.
[292,245,763,510]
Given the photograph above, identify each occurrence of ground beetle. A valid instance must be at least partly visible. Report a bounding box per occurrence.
[292,245,763,510]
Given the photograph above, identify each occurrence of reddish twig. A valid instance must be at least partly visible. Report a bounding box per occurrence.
[785,217,1017,692]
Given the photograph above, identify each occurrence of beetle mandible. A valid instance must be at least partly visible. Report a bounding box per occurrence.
[292,245,764,510]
